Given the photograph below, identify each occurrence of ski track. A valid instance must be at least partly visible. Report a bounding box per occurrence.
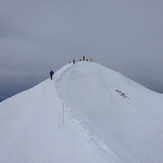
[55,63,122,163]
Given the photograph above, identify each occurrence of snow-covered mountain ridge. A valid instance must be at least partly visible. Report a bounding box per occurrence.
[0,62,163,163]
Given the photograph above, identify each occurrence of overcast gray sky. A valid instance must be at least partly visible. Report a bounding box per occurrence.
[0,0,163,101]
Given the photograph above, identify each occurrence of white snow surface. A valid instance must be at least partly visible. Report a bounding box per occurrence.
[0,62,163,163]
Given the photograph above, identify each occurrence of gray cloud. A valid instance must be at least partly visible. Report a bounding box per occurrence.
[1,0,163,102]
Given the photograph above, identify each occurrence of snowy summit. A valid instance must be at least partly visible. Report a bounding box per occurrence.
[0,62,163,163]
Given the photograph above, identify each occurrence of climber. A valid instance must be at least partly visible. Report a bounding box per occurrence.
[50,70,54,80]
[89,58,93,62]
[73,59,76,64]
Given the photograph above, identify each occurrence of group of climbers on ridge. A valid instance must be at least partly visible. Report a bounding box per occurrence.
[50,56,93,79]
[73,56,93,64]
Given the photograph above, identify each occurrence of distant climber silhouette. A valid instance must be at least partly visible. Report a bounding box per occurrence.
[73,59,76,64]
[89,58,93,62]
[50,70,54,80]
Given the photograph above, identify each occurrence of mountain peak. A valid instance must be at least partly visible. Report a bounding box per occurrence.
[0,62,163,163]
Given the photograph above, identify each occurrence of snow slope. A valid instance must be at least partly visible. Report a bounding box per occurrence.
[0,62,163,163]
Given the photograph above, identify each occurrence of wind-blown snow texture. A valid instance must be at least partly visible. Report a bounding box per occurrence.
[0,62,163,163]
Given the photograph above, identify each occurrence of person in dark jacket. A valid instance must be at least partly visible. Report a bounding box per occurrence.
[73,59,76,64]
[50,70,54,80]
[83,56,85,61]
